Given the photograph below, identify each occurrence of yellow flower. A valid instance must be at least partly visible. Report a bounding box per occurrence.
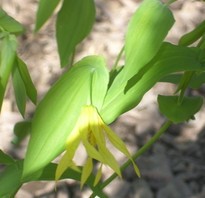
[55,105,140,188]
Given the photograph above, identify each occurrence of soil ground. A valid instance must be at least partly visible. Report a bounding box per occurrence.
[0,0,205,197]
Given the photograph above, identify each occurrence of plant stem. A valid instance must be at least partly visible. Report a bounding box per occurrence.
[166,0,177,6]
[90,120,172,198]
[69,48,76,68]
[112,45,124,70]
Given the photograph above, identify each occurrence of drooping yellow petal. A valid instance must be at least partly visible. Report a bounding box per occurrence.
[103,124,130,156]
[91,125,105,146]
[55,151,70,181]
[82,137,104,163]
[98,146,121,177]
[56,128,81,181]
[80,157,93,189]
[103,117,141,177]
[85,106,122,176]
[55,150,80,181]
[56,104,140,188]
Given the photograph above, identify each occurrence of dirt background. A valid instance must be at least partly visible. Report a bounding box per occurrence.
[0,0,205,197]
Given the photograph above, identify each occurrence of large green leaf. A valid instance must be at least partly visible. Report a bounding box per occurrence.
[12,66,27,116]
[35,0,61,31]
[101,43,205,124]
[56,0,95,67]
[0,8,24,34]
[122,0,174,81]
[158,95,203,123]
[0,34,17,110]
[100,0,174,123]
[23,56,109,179]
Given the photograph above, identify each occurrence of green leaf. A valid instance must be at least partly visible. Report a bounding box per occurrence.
[189,72,205,88]
[0,160,22,197]
[35,0,61,31]
[175,71,194,94]
[0,160,107,198]
[11,56,37,115]
[0,8,24,34]
[38,163,107,198]
[101,43,205,124]
[23,56,109,178]
[12,66,27,116]
[89,57,109,110]
[160,72,205,89]
[16,56,37,104]
[160,74,182,84]
[0,150,15,165]
[100,0,174,123]
[158,95,203,123]
[197,35,205,49]
[179,20,205,46]
[0,34,17,110]
[122,0,174,81]
[56,0,95,67]
[108,66,123,89]
[12,121,31,145]
[0,34,17,86]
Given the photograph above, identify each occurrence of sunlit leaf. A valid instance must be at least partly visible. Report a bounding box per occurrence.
[158,95,203,123]
[108,66,123,88]
[101,43,205,123]
[101,0,175,123]
[123,0,174,81]
[23,56,109,178]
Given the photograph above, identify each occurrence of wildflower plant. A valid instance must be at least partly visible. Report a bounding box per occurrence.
[0,0,205,197]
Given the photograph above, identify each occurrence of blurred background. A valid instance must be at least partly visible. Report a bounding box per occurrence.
[0,0,205,197]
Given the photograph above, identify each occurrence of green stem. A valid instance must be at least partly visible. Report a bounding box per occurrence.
[112,45,124,70]
[69,48,76,68]
[166,0,177,6]
[90,120,172,198]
